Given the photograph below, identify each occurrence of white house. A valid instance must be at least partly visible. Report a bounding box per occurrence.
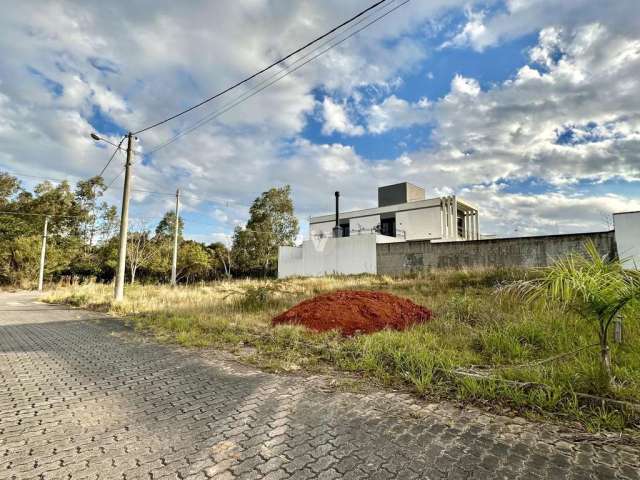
[278,182,480,278]
[309,182,479,242]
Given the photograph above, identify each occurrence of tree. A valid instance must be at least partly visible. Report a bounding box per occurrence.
[0,169,248,286]
[75,176,116,248]
[0,173,90,285]
[0,172,21,207]
[155,211,184,239]
[209,242,232,279]
[126,222,156,284]
[95,235,119,281]
[99,205,118,240]
[176,240,211,283]
[506,241,640,383]
[231,185,298,276]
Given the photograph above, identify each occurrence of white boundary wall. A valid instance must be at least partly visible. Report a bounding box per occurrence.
[278,233,401,278]
[614,211,640,269]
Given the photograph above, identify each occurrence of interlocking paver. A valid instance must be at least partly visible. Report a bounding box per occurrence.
[0,292,637,479]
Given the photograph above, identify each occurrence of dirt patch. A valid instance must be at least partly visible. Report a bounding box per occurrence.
[272,290,432,335]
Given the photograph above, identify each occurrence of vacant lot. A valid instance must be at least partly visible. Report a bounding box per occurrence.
[46,269,640,431]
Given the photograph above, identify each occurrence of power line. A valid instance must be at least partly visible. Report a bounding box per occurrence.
[146,0,403,153]
[0,159,177,197]
[145,0,408,154]
[97,150,180,196]
[132,0,390,135]
[97,137,126,178]
[0,209,294,241]
[3,138,124,187]
[0,211,85,219]
[104,164,125,192]
[0,169,75,184]
[2,165,247,215]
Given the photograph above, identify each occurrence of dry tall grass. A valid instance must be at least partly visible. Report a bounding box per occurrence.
[45,270,640,431]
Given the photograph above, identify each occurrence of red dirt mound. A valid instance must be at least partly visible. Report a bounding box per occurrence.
[272,290,432,336]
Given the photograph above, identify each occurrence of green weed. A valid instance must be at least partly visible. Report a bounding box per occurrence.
[43,269,640,431]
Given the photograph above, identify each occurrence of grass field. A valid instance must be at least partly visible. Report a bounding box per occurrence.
[44,269,640,431]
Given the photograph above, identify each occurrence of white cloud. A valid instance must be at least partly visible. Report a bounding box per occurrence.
[0,0,639,242]
[210,233,232,248]
[366,95,431,134]
[0,1,448,245]
[424,24,640,187]
[441,8,488,51]
[212,209,228,223]
[91,84,128,114]
[321,97,364,136]
[448,74,481,98]
[442,0,639,52]
[459,184,639,236]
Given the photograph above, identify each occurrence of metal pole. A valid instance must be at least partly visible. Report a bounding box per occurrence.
[170,188,180,286]
[114,132,133,301]
[38,216,48,292]
[333,191,342,238]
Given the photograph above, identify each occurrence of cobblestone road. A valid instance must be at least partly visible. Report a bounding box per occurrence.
[0,292,638,479]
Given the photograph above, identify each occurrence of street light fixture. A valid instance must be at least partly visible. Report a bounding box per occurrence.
[90,132,125,150]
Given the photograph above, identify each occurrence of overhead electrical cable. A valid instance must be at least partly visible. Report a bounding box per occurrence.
[0,211,85,219]
[146,0,409,154]
[104,164,126,192]
[0,169,73,184]
[132,0,390,135]
[97,137,126,178]
[2,167,179,198]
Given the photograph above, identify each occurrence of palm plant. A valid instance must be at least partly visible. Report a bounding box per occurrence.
[506,241,640,383]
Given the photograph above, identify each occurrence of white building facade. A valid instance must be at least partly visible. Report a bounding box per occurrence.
[308,195,479,242]
[613,211,640,269]
[278,183,480,278]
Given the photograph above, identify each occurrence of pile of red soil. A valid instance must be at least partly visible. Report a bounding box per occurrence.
[272,290,432,336]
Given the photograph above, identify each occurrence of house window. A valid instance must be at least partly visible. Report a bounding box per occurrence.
[380,215,396,237]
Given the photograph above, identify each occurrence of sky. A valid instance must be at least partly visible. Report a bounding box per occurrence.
[1,0,639,244]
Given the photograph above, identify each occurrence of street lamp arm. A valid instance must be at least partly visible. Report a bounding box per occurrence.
[90,133,126,150]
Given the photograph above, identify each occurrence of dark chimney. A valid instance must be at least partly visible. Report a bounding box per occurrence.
[333,191,342,238]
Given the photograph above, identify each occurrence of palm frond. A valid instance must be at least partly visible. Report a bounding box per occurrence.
[501,240,640,320]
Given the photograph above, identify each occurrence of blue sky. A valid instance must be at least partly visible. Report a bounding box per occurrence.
[1,0,639,243]
[302,28,538,160]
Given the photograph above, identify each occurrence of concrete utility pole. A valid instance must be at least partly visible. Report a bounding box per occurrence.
[114,132,134,301]
[38,216,49,292]
[170,188,180,287]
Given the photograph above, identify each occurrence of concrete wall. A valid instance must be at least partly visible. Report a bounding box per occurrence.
[310,197,441,224]
[311,206,443,240]
[613,212,640,268]
[377,231,616,275]
[311,215,381,237]
[396,206,442,240]
[278,246,304,277]
[310,220,335,237]
[278,234,378,278]
[350,214,380,234]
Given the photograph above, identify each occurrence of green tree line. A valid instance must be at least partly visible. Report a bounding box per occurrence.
[0,171,298,286]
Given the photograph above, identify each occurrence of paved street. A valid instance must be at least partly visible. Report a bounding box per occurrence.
[0,292,637,479]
